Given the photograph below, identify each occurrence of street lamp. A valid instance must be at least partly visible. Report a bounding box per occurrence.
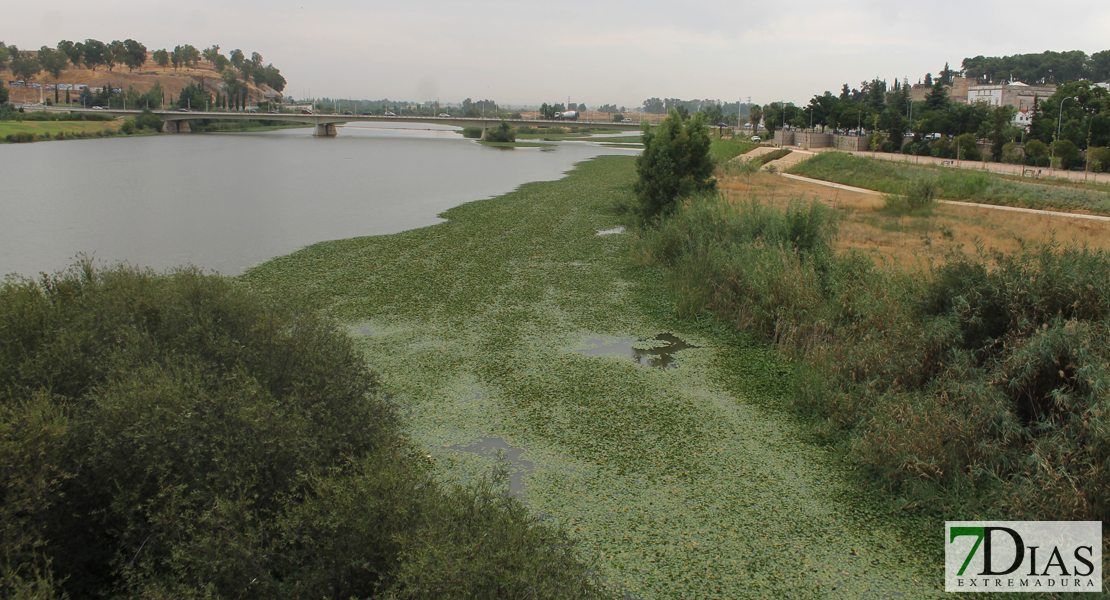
[1056,96,1077,141]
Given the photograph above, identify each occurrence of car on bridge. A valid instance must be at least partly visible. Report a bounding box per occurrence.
[438,113,451,117]
[385,111,396,116]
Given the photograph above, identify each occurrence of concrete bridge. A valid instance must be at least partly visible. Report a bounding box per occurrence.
[34,106,646,136]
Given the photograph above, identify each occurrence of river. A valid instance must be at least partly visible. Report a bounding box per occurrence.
[0,123,637,278]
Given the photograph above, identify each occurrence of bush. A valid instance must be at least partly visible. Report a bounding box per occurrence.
[641,195,1110,522]
[633,109,716,221]
[1086,146,1110,173]
[0,261,606,599]
[1050,139,1082,170]
[1024,139,1049,167]
[461,126,482,138]
[1001,142,1023,164]
[483,120,516,143]
[120,118,136,134]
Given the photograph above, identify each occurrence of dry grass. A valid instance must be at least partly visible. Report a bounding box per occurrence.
[7,52,279,105]
[718,171,1110,265]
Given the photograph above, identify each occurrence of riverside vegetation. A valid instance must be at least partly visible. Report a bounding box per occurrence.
[0,262,604,599]
[242,146,943,597]
[634,114,1110,531]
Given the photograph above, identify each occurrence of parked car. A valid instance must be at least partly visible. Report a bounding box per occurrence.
[751,136,761,142]
[621,117,632,123]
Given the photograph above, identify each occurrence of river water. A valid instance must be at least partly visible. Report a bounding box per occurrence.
[0,123,637,278]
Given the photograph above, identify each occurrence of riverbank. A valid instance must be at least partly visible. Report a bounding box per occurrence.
[241,155,943,598]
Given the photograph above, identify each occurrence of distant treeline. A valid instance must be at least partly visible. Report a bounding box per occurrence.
[0,40,285,93]
[961,49,1110,85]
[640,98,756,119]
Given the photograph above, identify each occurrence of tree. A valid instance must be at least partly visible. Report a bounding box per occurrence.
[988,105,1015,161]
[1024,139,1049,166]
[38,46,68,80]
[106,40,125,71]
[633,110,716,220]
[923,79,949,112]
[82,39,107,71]
[924,73,933,86]
[57,40,81,68]
[202,44,221,64]
[0,80,8,105]
[0,43,9,71]
[748,105,762,132]
[153,48,169,71]
[123,39,147,72]
[642,97,664,114]
[230,48,245,70]
[182,44,201,68]
[10,51,41,82]
[170,46,184,71]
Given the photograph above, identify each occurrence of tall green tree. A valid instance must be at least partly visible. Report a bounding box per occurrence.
[229,48,245,70]
[38,46,68,80]
[633,110,716,220]
[153,48,169,71]
[56,40,80,68]
[0,42,9,71]
[748,105,762,132]
[10,50,41,82]
[106,40,125,71]
[82,39,107,71]
[123,39,147,72]
[988,105,1015,161]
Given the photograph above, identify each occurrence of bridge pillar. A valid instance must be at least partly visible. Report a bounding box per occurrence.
[161,120,190,133]
[314,123,338,137]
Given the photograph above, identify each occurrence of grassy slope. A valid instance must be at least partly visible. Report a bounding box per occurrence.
[0,120,119,137]
[241,156,942,599]
[789,152,1110,214]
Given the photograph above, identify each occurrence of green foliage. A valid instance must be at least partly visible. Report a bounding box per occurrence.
[789,151,1110,213]
[461,126,482,138]
[708,136,758,165]
[642,196,1110,522]
[1088,146,1110,172]
[176,83,210,110]
[633,110,716,221]
[1024,139,1049,166]
[884,178,937,212]
[482,120,516,143]
[1050,139,1082,170]
[0,262,606,599]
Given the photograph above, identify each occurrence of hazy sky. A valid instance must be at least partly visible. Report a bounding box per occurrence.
[9,0,1110,107]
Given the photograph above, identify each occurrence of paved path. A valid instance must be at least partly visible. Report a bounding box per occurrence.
[825,148,1110,185]
[780,173,1110,222]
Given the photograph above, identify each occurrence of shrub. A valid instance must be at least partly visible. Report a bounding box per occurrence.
[483,120,516,143]
[1050,139,1082,170]
[1024,139,1050,167]
[1086,146,1110,173]
[120,118,136,134]
[0,261,605,599]
[1001,142,1024,164]
[633,110,716,221]
[461,126,482,138]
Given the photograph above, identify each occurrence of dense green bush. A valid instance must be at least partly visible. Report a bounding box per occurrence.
[1086,146,1110,172]
[461,126,482,138]
[639,196,1110,523]
[633,110,716,221]
[1050,139,1082,170]
[483,120,516,143]
[0,261,605,599]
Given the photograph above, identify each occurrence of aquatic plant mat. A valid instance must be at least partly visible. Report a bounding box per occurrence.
[243,156,942,598]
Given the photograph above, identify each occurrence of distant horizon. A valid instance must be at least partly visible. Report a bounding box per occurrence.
[8,0,1109,107]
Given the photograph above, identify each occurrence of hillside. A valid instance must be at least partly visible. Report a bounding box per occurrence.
[4,51,283,106]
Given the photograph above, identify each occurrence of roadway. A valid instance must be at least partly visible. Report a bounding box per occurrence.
[20,104,647,131]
